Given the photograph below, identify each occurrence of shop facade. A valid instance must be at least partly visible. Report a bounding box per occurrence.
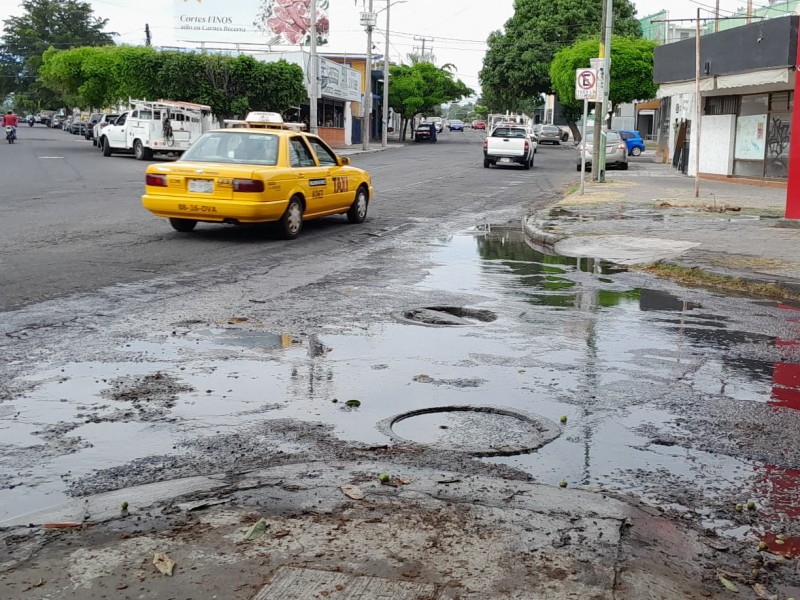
[653,15,798,182]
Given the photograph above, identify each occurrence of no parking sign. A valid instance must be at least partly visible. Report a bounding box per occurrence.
[575,68,598,101]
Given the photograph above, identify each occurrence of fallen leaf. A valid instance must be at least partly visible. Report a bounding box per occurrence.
[227,317,248,324]
[244,518,269,541]
[340,485,365,500]
[153,552,175,576]
[751,583,773,599]
[272,529,291,539]
[718,576,739,593]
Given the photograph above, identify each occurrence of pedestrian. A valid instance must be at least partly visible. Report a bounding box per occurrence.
[429,121,437,143]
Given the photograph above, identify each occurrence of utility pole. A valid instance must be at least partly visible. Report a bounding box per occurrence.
[592,0,613,182]
[414,35,433,61]
[381,0,391,148]
[746,0,753,24]
[309,0,318,135]
[362,0,375,150]
[145,23,151,46]
[694,8,702,198]
[715,0,720,32]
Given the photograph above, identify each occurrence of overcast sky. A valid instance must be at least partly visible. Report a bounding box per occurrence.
[6,0,783,95]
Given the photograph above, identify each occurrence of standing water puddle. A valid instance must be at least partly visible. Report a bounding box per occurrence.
[4,228,800,552]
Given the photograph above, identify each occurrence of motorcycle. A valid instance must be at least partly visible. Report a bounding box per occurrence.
[5,125,16,144]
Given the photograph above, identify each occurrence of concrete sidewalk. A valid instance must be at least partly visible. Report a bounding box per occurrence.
[338,141,407,156]
[524,162,800,290]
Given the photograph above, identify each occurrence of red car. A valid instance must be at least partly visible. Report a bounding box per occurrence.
[472,120,486,130]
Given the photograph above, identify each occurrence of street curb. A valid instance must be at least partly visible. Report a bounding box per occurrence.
[339,144,407,157]
[522,212,800,297]
[522,213,567,248]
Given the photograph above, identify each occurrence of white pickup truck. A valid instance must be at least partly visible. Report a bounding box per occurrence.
[99,99,213,160]
[483,124,535,169]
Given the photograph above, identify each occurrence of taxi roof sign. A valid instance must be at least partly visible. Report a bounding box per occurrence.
[244,112,284,124]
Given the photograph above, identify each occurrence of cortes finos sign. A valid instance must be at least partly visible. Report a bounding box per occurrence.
[174,0,329,46]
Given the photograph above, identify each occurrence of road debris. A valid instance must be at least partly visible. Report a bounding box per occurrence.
[340,485,365,500]
[244,518,269,541]
[153,552,175,576]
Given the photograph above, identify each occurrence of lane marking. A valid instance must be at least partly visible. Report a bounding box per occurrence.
[37,156,64,159]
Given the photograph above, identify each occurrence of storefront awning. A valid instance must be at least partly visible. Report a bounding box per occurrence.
[657,79,715,98]
[716,67,789,89]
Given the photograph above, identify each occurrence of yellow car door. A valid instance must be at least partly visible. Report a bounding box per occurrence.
[305,136,353,212]
[287,136,334,217]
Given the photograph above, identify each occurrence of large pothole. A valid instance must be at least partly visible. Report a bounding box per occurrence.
[377,405,561,457]
[392,306,498,327]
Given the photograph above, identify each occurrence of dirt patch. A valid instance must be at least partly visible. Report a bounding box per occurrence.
[96,372,194,422]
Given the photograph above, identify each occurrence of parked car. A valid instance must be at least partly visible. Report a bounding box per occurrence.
[142,124,373,239]
[414,123,434,142]
[70,120,88,135]
[90,113,119,146]
[618,130,646,156]
[483,124,534,169]
[50,115,65,129]
[472,120,486,130]
[536,124,568,144]
[85,113,105,140]
[448,120,464,132]
[576,130,628,171]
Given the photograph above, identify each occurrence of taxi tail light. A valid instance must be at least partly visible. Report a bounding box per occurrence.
[146,173,167,187]
[233,178,265,193]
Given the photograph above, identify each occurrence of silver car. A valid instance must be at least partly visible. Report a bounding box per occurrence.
[535,124,568,144]
[576,130,628,171]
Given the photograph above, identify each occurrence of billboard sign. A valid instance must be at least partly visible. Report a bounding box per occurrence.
[319,58,361,102]
[175,0,329,46]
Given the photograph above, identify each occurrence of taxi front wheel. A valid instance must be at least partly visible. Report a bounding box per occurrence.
[169,218,197,232]
[347,187,369,224]
[279,196,303,240]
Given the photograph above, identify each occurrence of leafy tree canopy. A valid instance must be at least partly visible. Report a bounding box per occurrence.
[549,36,658,124]
[388,61,473,140]
[0,0,114,109]
[40,46,307,118]
[479,0,641,113]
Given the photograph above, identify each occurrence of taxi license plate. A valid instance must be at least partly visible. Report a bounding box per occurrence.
[189,179,213,193]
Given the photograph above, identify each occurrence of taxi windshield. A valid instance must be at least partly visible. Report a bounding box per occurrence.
[181,132,279,166]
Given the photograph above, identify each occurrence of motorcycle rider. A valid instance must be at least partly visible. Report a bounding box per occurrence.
[2,111,19,138]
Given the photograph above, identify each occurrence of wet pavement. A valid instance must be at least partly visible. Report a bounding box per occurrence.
[5,144,800,596]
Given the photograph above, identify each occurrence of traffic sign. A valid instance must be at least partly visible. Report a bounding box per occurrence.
[575,68,598,101]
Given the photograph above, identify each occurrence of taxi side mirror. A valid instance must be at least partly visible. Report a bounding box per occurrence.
[338,156,350,166]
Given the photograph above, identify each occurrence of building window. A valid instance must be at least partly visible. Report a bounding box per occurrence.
[705,95,740,116]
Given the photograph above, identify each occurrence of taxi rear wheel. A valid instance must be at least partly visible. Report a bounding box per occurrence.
[279,196,303,240]
[347,187,369,224]
[169,218,197,232]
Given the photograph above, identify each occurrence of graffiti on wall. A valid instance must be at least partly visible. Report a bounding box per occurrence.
[766,114,791,179]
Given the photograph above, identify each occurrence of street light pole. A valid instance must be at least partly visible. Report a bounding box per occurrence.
[309,0,318,135]
[363,0,374,151]
[381,0,390,148]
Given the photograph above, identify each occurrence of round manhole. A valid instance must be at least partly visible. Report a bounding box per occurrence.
[377,405,561,457]
[392,306,497,327]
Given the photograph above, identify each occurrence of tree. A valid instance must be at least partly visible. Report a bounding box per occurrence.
[550,36,658,131]
[479,0,641,113]
[0,0,114,109]
[388,61,473,140]
[40,45,307,118]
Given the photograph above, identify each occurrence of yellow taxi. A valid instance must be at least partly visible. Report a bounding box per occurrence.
[142,113,374,239]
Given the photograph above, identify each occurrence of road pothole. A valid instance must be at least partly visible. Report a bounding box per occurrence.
[392,306,497,327]
[377,405,561,456]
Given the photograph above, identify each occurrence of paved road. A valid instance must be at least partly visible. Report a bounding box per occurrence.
[0,125,577,311]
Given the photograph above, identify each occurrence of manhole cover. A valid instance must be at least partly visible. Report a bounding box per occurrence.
[377,405,561,457]
[392,306,497,327]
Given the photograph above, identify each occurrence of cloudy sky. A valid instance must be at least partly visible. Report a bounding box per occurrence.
[6,0,783,94]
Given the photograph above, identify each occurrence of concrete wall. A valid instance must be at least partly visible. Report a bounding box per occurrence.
[698,114,736,175]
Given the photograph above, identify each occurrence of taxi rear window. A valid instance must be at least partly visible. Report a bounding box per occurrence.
[181,132,279,166]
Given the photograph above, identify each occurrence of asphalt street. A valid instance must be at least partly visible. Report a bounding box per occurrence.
[0,125,576,311]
